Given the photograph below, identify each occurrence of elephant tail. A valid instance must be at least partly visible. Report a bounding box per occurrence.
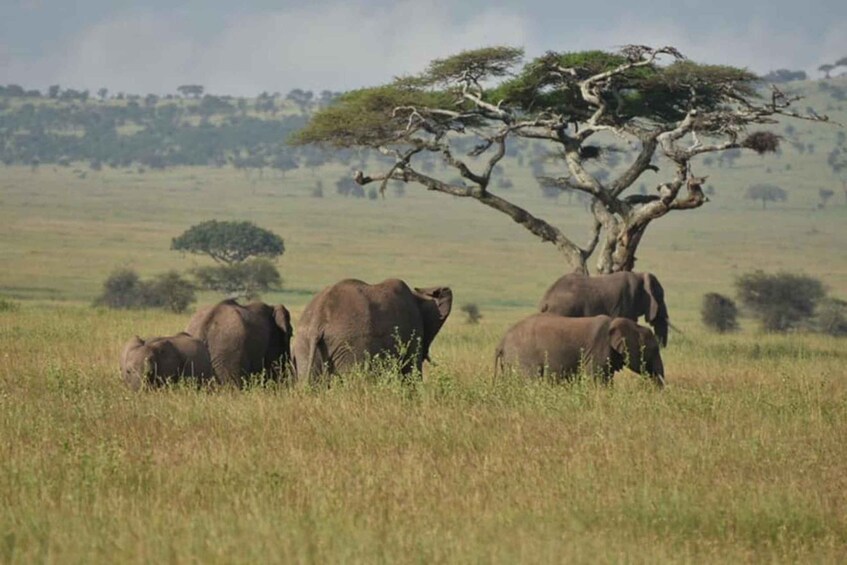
[493,346,504,384]
[304,329,324,384]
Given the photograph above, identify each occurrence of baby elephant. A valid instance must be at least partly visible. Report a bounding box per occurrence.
[495,314,665,387]
[120,333,214,390]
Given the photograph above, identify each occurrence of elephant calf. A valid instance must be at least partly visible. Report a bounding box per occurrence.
[495,314,665,387]
[293,278,453,384]
[120,333,213,390]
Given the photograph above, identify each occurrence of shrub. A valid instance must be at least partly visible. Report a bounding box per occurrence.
[735,271,825,332]
[815,298,847,337]
[701,293,739,333]
[94,269,144,309]
[0,296,19,312]
[94,269,196,312]
[460,303,483,324]
[148,271,197,313]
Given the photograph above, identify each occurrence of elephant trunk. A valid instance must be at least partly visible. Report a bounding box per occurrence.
[652,317,669,348]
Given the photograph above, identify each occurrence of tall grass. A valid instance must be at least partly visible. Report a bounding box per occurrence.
[1,303,845,562]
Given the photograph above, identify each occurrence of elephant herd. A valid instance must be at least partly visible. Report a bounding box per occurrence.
[120,272,669,390]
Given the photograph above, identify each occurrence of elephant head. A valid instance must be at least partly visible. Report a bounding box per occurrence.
[640,272,668,347]
[120,336,181,390]
[413,286,453,362]
[609,318,665,387]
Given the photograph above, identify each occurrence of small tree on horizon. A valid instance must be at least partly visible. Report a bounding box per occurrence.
[171,220,284,264]
[745,183,787,209]
[172,220,285,298]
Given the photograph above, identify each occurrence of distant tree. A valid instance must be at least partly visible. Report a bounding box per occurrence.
[97,87,108,100]
[48,84,60,99]
[745,184,787,209]
[819,64,835,79]
[171,220,284,264]
[177,84,204,98]
[818,188,834,208]
[761,69,808,83]
[836,57,847,68]
[701,292,739,332]
[460,303,483,324]
[286,89,314,114]
[736,271,825,332]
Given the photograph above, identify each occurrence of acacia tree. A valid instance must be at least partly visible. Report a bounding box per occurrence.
[294,45,828,273]
[172,220,285,298]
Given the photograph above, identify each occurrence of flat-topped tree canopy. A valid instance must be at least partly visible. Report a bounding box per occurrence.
[294,44,830,274]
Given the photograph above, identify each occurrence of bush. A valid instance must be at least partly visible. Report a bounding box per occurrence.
[701,293,738,333]
[460,303,483,324]
[815,298,847,336]
[149,271,197,313]
[193,258,281,299]
[94,269,144,309]
[735,271,825,332]
[94,269,196,312]
[0,296,19,312]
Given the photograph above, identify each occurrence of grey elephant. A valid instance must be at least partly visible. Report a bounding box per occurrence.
[538,271,669,346]
[120,333,213,391]
[495,314,665,386]
[292,278,453,384]
[186,299,292,386]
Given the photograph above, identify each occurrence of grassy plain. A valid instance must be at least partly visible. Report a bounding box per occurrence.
[1,98,847,562]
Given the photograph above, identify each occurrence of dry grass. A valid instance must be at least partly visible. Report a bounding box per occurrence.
[1,304,846,562]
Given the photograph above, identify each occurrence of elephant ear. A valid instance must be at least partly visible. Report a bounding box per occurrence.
[413,286,453,360]
[148,339,181,382]
[609,318,642,366]
[642,272,669,347]
[609,318,628,355]
[415,286,453,321]
[273,304,292,336]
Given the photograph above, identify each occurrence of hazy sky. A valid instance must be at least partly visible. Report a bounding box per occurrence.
[1,0,845,96]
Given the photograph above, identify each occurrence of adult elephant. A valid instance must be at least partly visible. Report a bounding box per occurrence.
[292,278,453,384]
[538,271,669,346]
[120,333,213,391]
[494,314,665,387]
[186,299,292,386]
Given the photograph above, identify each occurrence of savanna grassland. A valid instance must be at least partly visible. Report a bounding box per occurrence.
[2,81,847,561]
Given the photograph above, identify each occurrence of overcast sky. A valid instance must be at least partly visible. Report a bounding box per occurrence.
[1,0,845,96]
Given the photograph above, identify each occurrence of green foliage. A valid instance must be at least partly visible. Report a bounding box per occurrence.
[736,271,826,332]
[299,46,762,150]
[421,46,523,85]
[192,258,281,299]
[701,292,739,333]
[291,84,459,147]
[149,271,197,314]
[93,269,196,313]
[171,220,284,264]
